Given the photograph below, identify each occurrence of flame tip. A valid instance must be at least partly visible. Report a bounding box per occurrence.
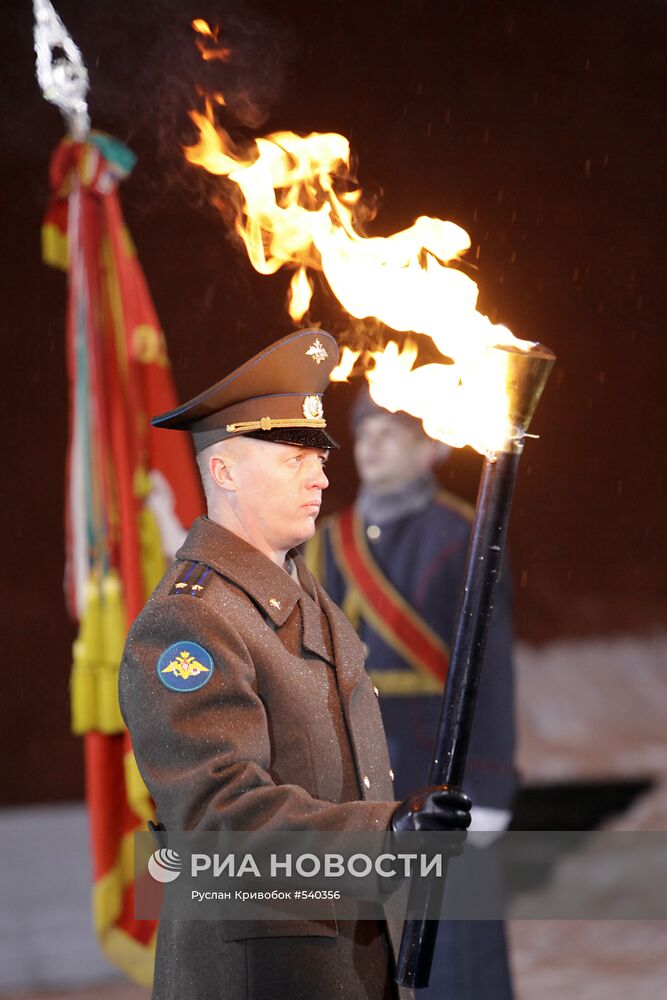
[184,66,553,451]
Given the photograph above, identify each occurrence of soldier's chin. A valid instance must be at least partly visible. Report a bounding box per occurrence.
[293,515,318,546]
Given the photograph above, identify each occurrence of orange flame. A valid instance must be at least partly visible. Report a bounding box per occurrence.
[287,267,314,323]
[192,18,216,37]
[365,341,513,451]
[185,26,534,453]
[330,347,362,382]
[191,19,230,62]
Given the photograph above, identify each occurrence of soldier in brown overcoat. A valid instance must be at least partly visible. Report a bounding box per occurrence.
[119,329,471,1000]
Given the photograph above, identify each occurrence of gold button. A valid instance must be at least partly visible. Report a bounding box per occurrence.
[373,685,379,698]
[366,524,381,541]
[363,775,371,790]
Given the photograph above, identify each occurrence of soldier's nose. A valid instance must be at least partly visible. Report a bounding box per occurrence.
[310,462,329,489]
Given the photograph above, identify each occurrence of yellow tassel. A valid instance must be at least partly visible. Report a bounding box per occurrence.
[124,748,155,824]
[41,223,69,270]
[98,572,127,733]
[70,570,127,735]
[139,506,166,597]
[70,576,103,734]
[70,477,168,735]
[134,468,167,596]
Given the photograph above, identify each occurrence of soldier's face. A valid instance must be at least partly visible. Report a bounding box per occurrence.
[227,439,329,555]
[354,413,437,493]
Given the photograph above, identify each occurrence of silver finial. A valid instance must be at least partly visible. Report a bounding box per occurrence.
[34,0,90,138]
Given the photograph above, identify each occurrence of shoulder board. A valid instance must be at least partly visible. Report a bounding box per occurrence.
[436,489,475,522]
[169,561,213,598]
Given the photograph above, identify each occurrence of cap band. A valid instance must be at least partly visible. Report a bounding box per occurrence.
[226,417,327,433]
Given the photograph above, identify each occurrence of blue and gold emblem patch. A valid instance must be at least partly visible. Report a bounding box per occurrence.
[157,641,214,693]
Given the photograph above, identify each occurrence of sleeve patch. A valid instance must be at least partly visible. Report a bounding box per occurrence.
[169,561,213,598]
[157,641,215,692]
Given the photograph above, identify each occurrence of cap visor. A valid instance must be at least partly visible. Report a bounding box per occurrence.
[244,427,339,449]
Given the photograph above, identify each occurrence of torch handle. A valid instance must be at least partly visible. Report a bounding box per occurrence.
[396,448,522,988]
[430,448,521,788]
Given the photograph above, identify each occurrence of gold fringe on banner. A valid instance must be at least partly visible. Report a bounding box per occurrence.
[70,570,126,734]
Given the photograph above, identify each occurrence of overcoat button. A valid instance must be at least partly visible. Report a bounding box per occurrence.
[363,775,371,789]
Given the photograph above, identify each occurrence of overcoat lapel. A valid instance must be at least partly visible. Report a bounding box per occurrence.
[311,575,394,803]
[297,591,335,665]
[312,578,366,701]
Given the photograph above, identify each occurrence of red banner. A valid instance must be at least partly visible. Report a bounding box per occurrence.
[44,132,203,985]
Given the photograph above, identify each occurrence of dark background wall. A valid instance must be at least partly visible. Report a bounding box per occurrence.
[1,0,664,804]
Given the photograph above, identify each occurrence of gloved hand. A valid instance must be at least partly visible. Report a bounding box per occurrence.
[390,785,472,834]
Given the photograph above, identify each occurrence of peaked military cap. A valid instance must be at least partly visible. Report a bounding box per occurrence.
[152,328,339,452]
[351,384,452,462]
[351,384,423,435]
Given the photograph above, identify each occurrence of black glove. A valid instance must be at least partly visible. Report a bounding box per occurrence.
[390,785,472,833]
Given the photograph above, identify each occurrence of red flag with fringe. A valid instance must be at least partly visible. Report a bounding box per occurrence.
[43,131,203,985]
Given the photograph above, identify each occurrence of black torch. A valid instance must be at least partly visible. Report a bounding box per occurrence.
[395,341,556,989]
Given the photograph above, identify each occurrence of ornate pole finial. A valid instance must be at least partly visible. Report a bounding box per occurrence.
[34,0,90,138]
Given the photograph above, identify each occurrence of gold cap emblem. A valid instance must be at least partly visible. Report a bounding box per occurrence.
[303,395,324,420]
[306,338,328,364]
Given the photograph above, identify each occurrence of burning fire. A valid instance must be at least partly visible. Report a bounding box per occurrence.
[288,266,314,323]
[185,21,535,453]
[330,346,361,383]
[192,19,231,62]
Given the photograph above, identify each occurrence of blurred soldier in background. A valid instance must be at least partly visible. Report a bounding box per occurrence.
[306,386,516,999]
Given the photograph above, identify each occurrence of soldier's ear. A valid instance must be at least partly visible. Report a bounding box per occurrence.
[209,454,237,493]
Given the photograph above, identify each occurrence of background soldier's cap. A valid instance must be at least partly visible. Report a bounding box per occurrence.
[152,329,339,453]
[351,385,452,462]
[351,384,424,435]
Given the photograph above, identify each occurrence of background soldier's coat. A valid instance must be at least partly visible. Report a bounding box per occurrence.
[311,492,516,808]
[309,488,516,999]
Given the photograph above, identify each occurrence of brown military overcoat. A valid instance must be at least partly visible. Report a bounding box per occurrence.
[119,516,406,1000]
